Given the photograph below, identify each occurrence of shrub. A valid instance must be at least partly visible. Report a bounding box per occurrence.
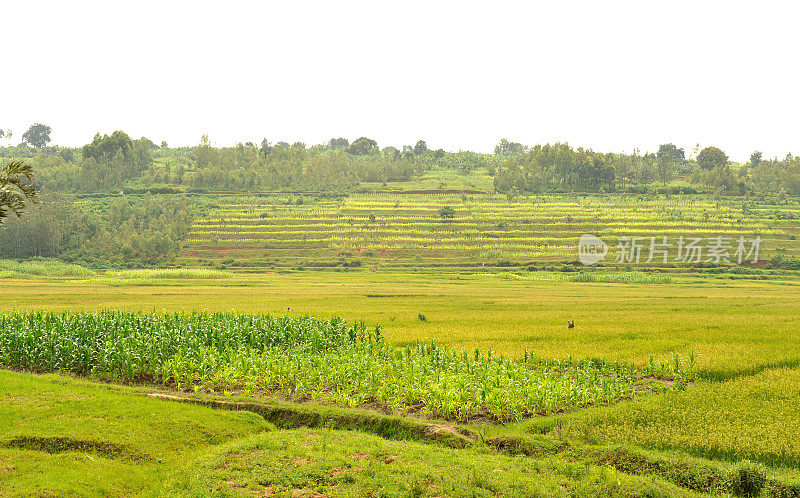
[438,206,455,219]
[727,460,767,497]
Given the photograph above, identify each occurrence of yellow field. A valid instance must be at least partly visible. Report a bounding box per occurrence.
[4,271,800,379]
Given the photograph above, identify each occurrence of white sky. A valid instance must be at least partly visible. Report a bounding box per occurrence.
[2,0,798,161]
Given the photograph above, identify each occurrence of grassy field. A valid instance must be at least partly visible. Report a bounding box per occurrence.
[0,369,270,496]
[3,271,799,379]
[3,369,716,497]
[3,272,800,495]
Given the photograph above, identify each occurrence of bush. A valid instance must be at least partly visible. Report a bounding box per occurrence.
[727,460,767,497]
[438,206,455,219]
[767,255,800,271]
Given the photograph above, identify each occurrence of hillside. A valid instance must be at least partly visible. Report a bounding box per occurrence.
[180,193,800,271]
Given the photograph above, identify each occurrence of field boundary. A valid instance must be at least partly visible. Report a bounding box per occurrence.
[146,391,800,497]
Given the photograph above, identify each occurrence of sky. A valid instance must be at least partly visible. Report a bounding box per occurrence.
[2,0,798,161]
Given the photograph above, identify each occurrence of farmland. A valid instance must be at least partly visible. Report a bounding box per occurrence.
[0,311,694,422]
[180,193,800,270]
[6,1,800,494]
[3,271,800,495]
[2,192,800,496]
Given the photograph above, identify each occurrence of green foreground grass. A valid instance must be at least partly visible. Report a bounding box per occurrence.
[0,370,269,496]
[4,272,800,495]
[2,370,708,497]
[4,369,800,497]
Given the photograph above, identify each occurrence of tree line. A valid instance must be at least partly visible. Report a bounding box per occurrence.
[492,141,800,196]
[2,123,800,197]
[0,193,195,267]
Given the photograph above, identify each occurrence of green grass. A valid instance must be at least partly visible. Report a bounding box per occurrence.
[165,428,702,497]
[102,268,229,280]
[0,369,270,496]
[0,259,97,278]
[554,366,800,468]
[2,370,714,497]
[358,167,495,193]
[5,368,798,496]
[3,272,800,494]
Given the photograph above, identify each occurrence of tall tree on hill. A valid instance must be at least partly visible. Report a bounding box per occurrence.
[697,146,728,171]
[657,143,685,163]
[328,137,349,149]
[749,151,763,169]
[348,137,378,156]
[656,154,675,185]
[82,131,135,165]
[494,138,525,156]
[22,123,51,148]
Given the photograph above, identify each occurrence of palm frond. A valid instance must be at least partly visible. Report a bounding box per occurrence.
[0,160,38,221]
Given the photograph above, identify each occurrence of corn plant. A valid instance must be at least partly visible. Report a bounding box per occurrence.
[0,311,694,422]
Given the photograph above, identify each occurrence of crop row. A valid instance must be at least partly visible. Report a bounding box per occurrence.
[0,312,694,422]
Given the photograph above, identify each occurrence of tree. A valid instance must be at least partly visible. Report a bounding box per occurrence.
[260,138,272,157]
[697,146,728,171]
[82,131,135,165]
[382,146,400,159]
[749,151,762,169]
[438,206,455,219]
[133,137,154,170]
[494,138,525,156]
[328,137,349,149]
[348,137,378,156]
[196,134,213,169]
[638,155,655,184]
[656,154,674,185]
[413,140,428,156]
[0,161,37,223]
[22,123,52,148]
[657,143,685,162]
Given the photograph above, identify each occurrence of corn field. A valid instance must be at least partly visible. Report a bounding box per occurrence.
[0,311,694,422]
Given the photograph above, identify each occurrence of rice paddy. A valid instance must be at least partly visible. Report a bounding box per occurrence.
[180,194,800,270]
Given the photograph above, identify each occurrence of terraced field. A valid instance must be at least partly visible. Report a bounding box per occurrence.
[180,194,800,270]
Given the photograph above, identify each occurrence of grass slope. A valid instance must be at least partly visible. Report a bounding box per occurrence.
[0,370,270,496]
[1,369,706,497]
[167,428,701,497]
